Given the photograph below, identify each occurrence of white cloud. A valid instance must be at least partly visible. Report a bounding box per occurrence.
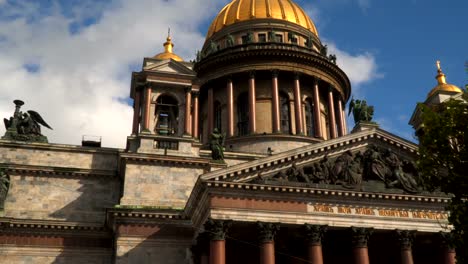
[357,0,370,11]
[0,0,228,148]
[325,42,381,89]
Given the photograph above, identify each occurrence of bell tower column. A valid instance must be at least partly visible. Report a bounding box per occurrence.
[337,97,346,137]
[192,90,200,139]
[184,87,192,136]
[397,230,415,264]
[132,86,142,135]
[143,82,152,133]
[271,70,280,133]
[313,78,323,138]
[249,71,257,134]
[328,87,337,139]
[227,78,235,137]
[293,73,304,135]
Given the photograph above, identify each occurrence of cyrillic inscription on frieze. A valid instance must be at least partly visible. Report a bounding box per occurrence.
[307,204,447,221]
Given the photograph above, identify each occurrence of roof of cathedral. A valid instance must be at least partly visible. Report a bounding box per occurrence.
[153,36,183,62]
[206,0,318,38]
[427,61,463,98]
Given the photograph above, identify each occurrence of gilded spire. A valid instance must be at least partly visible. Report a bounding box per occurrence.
[153,28,183,61]
[163,28,174,54]
[435,60,447,85]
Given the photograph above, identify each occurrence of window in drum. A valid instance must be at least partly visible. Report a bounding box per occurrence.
[305,98,315,137]
[280,93,291,134]
[214,101,222,132]
[237,92,249,136]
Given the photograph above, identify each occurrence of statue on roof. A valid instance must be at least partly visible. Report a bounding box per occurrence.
[210,128,225,162]
[348,98,375,124]
[2,100,52,143]
[0,169,10,210]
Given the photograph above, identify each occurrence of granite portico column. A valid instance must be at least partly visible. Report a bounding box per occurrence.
[396,230,415,264]
[208,87,214,135]
[336,97,345,137]
[271,70,280,133]
[184,87,192,136]
[440,232,456,264]
[132,86,142,135]
[205,219,232,264]
[227,78,234,137]
[312,78,323,138]
[143,82,152,133]
[293,73,304,135]
[327,87,337,139]
[351,227,373,264]
[193,232,210,264]
[257,222,280,264]
[304,224,327,264]
[192,91,200,139]
[249,71,257,134]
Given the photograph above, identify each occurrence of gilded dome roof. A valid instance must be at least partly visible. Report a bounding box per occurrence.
[427,61,463,98]
[206,0,318,38]
[153,36,183,62]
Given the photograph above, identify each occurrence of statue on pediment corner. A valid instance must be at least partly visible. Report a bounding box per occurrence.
[2,100,52,143]
[349,98,375,125]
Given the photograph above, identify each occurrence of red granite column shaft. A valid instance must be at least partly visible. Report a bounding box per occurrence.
[337,98,345,137]
[184,87,192,136]
[304,224,326,264]
[210,240,225,264]
[293,74,304,135]
[440,232,456,264]
[227,78,234,137]
[271,71,280,133]
[313,79,323,138]
[192,91,200,139]
[208,87,214,135]
[132,88,141,134]
[327,87,337,139]
[258,222,280,264]
[351,227,372,264]
[143,83,152,132]
[342,105,348,134]
[249,71,257,134]
[397,230,415,264]
[204,219,231,264]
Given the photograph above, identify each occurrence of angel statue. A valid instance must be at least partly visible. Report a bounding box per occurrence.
[2,100,52,143]
[348,98,375,125]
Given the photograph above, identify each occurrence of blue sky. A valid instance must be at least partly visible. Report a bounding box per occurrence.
[0,0,466,147]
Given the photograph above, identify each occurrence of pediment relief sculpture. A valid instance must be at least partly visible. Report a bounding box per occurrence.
[253,145,423,194]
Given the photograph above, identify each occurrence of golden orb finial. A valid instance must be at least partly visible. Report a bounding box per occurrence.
[427,60,463,98]
[435,60,447,85]
[153,28,183,61]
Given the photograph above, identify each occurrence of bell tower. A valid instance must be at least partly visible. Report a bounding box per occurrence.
[127,33,201,155]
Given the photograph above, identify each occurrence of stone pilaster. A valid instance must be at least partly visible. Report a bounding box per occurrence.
[351,227,373,264]
[396,230,415,264]
[257,222,280,264]
[304,224,327,264]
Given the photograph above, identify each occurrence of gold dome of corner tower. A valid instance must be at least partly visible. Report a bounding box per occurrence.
[206,0,318,39]
[153,36,183,62]
[427,61,463,98]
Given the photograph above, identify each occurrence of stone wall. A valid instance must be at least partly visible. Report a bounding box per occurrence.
[120,163,204,208]
[0,246,112,264]
[116,237,190,264]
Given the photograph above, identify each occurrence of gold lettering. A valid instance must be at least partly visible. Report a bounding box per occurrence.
[314,205,334,213]
[378,210,409,218]
[338,207,352,214]
[412,212,448,220]
[355,208,375,215]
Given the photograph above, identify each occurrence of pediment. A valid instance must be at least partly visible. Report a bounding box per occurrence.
[143,58,195,75]
[201,128,428,195]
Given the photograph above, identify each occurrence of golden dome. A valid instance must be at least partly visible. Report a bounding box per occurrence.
[427,61,463,98]
[206,0,318,38]
[153,36,183,62]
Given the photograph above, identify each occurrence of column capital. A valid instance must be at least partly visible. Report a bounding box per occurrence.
[271,70,279,78]
[294,71,301,80]
[313,77,321,85]
[304,224,327,246]
[192,90,200,97]
[249,70,256,78]
[396,230,416,250]
[439,231,456,251]
[185,86,192,93]
[328,85,335,92]
[226,76,233,82]
[351,227,373,248]
[144,81,153,89]
[257,222,280,243]
[204,219,232,241]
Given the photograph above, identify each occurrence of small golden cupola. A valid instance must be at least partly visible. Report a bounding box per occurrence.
[153,30,183,62]
[427,60,463,98]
